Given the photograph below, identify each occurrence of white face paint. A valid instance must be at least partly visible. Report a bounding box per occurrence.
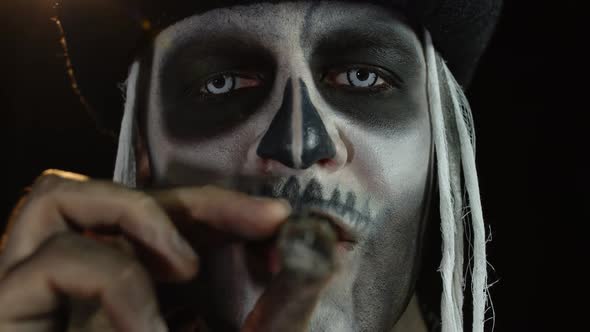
[142,1,432,331]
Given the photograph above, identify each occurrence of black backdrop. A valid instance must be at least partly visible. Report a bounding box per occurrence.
[1,0,587,330]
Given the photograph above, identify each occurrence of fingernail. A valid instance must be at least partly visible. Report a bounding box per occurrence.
[252,197,291,212]
[152,315,169,332]
[170,232,197,261]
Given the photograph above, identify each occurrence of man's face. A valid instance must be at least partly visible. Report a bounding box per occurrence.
[143,1,432,330]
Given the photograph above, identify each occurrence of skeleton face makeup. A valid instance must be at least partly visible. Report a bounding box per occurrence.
[142,1,433,330]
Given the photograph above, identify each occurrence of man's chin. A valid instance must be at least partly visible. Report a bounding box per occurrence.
[197,243,271,329]
[196,215,345,331]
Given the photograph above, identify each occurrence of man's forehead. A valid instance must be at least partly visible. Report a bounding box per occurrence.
[153,1,419,58]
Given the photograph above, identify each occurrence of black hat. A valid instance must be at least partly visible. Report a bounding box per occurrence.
[55,0,502,135]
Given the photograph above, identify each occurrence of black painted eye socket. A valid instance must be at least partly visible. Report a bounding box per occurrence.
[200,73,263,95]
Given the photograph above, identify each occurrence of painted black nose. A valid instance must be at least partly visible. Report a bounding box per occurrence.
[257,79,336,169]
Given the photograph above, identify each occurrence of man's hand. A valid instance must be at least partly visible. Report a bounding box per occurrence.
[0,170,291,332]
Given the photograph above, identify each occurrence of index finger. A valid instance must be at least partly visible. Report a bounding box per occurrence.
[151,185,292,240]
[0,170,197,280]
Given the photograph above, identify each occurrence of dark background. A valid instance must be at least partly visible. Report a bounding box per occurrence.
[1,0,587,330]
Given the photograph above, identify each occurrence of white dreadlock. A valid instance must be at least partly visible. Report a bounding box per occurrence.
[424,31,492,332]
[113,60,139,187]
[113,30,492,332]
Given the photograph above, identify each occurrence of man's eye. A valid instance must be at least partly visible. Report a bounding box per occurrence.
[325,68,388,89]
[201,73,262,95]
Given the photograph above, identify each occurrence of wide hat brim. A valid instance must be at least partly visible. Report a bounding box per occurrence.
[55,0,502,135]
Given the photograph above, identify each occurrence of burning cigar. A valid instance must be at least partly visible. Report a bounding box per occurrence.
[241,214,339,332]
